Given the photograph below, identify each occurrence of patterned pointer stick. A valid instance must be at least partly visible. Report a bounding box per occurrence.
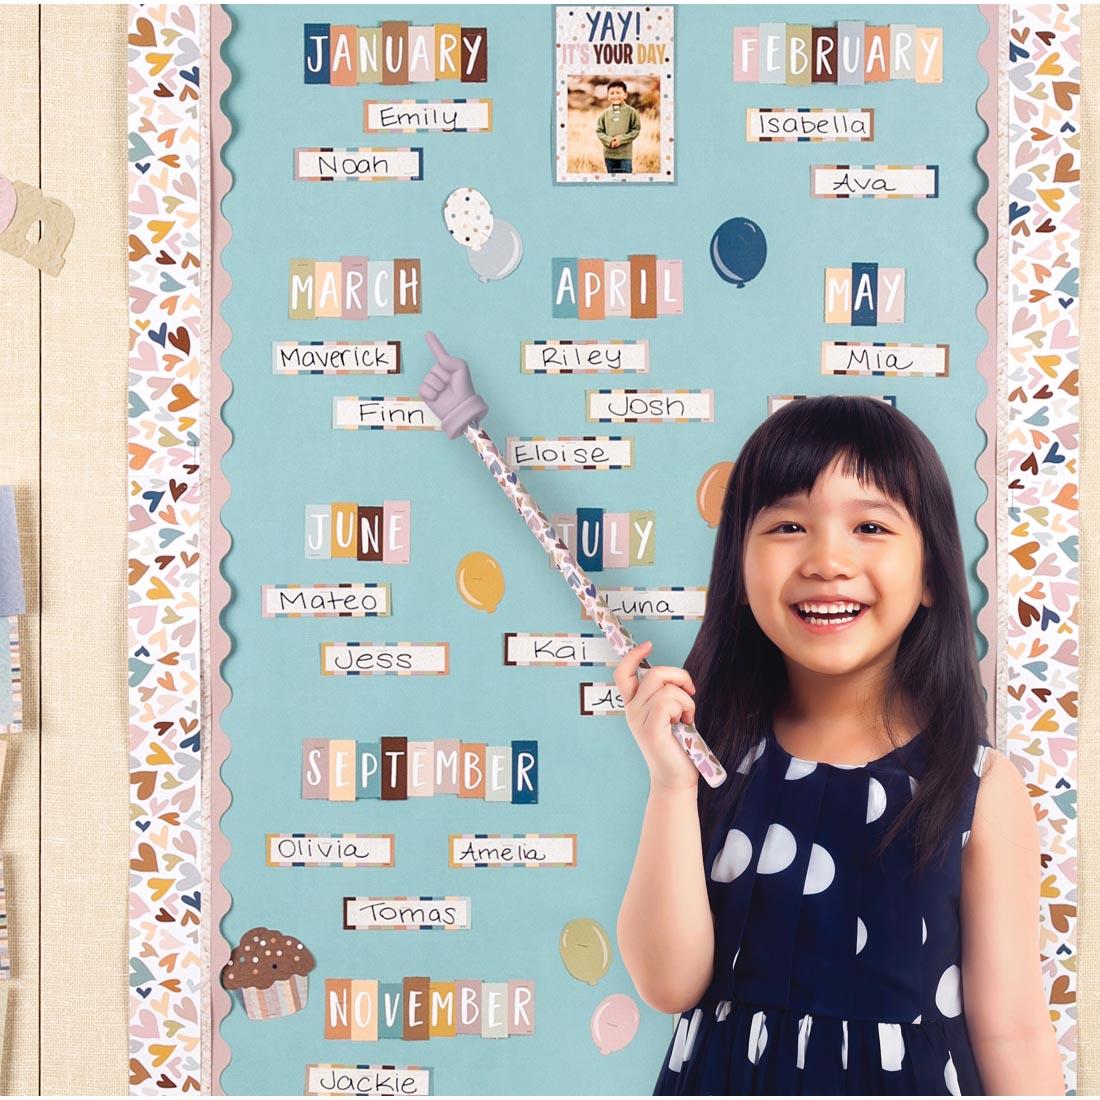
[419,332,727,788]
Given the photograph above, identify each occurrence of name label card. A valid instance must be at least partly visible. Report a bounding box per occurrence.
[546,510,655,569]
[587,389,714,423]
[273,341,401,375]
[811,165,939,199]
[305,502,410,562]
[553,257,683,318]
[580,586,706,620]
[364,99,493,133]
[267,833,395,868]
[302,739,538,803]
[504,633,619,667]
[520,340,649,375]
[580,682,625,716]
[306,1065,431,1097]
[333,396,441,431]
[825,265,906,324]
[821,341,949,378]
[294,147,424,182]
[746,107,874,142]
[324,978,534,1040]
[343,897,472,931]
[289,258,421,318]
[506,436,634,470]
[449,834,577,868]
[263,583,392,618]
[321,643,449,676]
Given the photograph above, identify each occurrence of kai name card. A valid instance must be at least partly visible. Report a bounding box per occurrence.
[580,586,706,620]
[825,265,906,324]
[321,642,449,676]
[305,502,410,562]
[343,897,472,931]
[733,23,943,84]
[289,258,421,317]
[506,436,633,470]
[266,833,395,868]
[587,388,713,422]
[553,257,682,318]
[504,632,620,666]
[302,738,538,803]
[304,22,488,84]
[822,341,949,377]
[812,165,939,199]
[333,396,441,431]
[520,339,649,374]
[263,583,391,618]
[294,147,423,182]
[273,340,401,375]
[306,1065,431,1097]
[324,978,534,1040]
[449,834,577,868]
[363,99,492,133]
[746,107,874,142]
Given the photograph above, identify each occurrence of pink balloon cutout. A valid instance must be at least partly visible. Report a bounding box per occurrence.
[0,176,16,235]
[590,993,640,1055]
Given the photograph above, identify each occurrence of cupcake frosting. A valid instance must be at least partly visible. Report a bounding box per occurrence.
[221,926,315,991]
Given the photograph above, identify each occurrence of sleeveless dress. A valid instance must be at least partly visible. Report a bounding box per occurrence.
[652,724,991,1096]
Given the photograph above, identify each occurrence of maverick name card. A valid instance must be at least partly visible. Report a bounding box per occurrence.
[324,978,534,1040]
[746,107,874,142]
[821,341,949,377]
[580,586,706,620]
[302,738,539,803]
[343,897,472,931]
[449,834,577,868]
[273,340,401,375]
[304,22,488,84]
[294,147,423,182]
[305,502,410,562]
[289,258,421,317]
[587,388,714,422]
[553,257,682,318]
[812,165,939,199]
[321,642,449,676]
[545,509,655,569]
[267,833,395,867]
[333,396,442,431]
[306,1065,431,1098]
[263,583,391,618]
[520,339,649,374]
[825,264,906,324]
[504,632,620,666]
[506,436,634,470]
[733,23,943,84]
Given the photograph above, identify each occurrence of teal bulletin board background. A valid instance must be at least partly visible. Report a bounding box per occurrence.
[217,4,992,1093]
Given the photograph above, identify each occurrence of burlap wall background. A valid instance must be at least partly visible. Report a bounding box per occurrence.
[0,4,1092,1096]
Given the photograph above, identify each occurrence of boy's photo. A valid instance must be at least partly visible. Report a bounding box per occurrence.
[564,74,661,177]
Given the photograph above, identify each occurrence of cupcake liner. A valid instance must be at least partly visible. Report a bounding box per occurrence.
[239,972,309,1020]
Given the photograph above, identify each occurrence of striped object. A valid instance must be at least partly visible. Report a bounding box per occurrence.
[0,616,21,734]
[238,973,309,1020]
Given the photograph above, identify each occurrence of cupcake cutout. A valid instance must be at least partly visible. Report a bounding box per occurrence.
[221,926,315,1020]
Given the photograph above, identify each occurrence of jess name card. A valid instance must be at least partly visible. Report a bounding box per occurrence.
[321,642,449,676]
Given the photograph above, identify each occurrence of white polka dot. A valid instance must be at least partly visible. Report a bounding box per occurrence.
[913,1013,922,1024]
[856,917,867,954]
[831,761,863,770]
[748,1010,768,1064]
[974,744,989,777]
[878,1022,905,1071]
[737,738,767,774]
[922,917,927,945]
[683,1007,702,1062]
[758,823,797,874]
[716,1000,731,1022]
[796,1013,813,1070]
[945,1050,961,1095]
[936,964,963,1017]
[867,777,887,823]
[732,945,740,972]
[802,843,835,894]
[909,775,918,797]
[961,829,971,848]
[841,1019,848,1070]
[785,757,817,780]
[667,1015,690,1073]
[711,828,752,882]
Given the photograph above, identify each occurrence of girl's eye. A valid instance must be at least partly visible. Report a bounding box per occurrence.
[858,522,888,535]
[769,522,890,535]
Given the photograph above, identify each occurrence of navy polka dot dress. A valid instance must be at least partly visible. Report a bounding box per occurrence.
[653,724,990,1096]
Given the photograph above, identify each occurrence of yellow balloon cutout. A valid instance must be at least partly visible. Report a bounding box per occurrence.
[559,918,612,986]
[696,461,734,528]
[456,551,505,613]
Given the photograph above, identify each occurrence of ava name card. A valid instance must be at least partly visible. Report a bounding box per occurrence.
[587,389,714,423]
[263,583,391,618]
[553,257,683,318]
[449,834,577,868]
[305,502,410,562]
[746,107,874,142]
[821,341,949,377]
[504,632,620,666]
[306,1065,431,1098]
[520,339,649,374]
[324,978,534,1040]
[294,147,423,182]
[733,23,943,84]
[546,509,655,569]
[811,165,939,199]
[505,436,633,470]
[333,396,441,431]
[273,340,401,375]
[580,586,707,620]
[266,833,395,868]
[304,22,488,84]
[302,738,538,803]
[343,897,472,931]
[364,99,492,133]
[825,264,906,324]
[321,643,449,676]
[289,258,421,318]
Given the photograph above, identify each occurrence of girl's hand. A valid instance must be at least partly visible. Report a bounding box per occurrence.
[614,641,700,791]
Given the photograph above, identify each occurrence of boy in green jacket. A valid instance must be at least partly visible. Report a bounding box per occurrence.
[596,80,641,174]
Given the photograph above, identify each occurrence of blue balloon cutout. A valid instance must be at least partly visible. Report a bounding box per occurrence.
[709,217,767,288]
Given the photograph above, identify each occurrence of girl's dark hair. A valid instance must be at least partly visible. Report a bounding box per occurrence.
[689,395,989,873]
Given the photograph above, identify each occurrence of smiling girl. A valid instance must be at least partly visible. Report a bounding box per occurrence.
[615,396,1064,1095]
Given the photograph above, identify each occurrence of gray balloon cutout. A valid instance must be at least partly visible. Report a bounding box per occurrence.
[468,219,524,283]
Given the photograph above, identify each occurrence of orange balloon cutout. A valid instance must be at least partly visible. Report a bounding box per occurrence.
[696,461,734,527]
[456,551,505,613]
